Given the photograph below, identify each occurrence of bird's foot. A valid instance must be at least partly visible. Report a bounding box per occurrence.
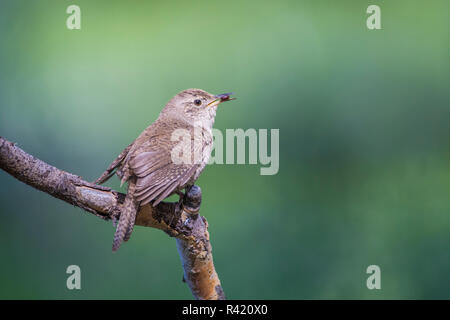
[175,190,185,213]
[169,190,186,226]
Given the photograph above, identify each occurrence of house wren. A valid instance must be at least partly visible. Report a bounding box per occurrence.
[95,89,234,251]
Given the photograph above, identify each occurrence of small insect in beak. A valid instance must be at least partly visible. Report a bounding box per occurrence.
[207,92,236,107]
[215,92,235,103]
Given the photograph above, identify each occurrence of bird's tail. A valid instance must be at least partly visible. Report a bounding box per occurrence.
[112,178,138,252]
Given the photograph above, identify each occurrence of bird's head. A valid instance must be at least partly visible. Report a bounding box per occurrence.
[161,89,235,127]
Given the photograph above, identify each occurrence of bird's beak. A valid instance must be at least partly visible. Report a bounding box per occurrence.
[207,92,235,107]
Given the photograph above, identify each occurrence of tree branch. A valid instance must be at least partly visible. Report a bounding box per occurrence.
[0,136,224,300]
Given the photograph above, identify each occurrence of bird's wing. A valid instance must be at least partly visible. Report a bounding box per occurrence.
[95,141,134,184]
[129,150,198,206]
[127,121,200,206]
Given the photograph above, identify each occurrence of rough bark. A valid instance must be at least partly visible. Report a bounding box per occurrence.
[0,136,224,300]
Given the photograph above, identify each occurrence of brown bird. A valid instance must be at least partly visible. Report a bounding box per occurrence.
[95,89,234,251]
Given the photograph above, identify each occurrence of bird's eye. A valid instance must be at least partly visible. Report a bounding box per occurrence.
[194,99,202,106]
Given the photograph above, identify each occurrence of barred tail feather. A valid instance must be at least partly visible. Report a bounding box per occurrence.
[124,198,139,242]
[112,209,129,252]
[112,178,138,251]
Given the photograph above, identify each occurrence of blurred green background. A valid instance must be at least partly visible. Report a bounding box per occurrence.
[1,0,450,299]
